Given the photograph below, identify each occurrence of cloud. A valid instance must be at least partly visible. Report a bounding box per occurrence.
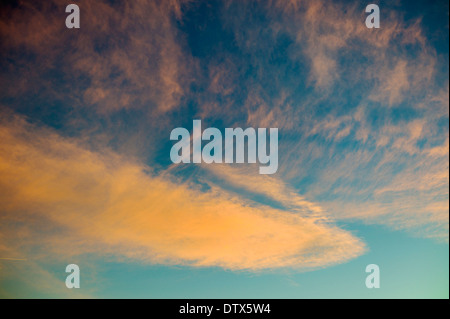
[0,259,92,299]
[0,0,447,288]
[202,164,326,219]
[0,0,193,114]
[0,113,365,273]
[208,0,448,241]
[301,111,449,241]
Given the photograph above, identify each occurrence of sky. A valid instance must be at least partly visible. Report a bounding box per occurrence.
[0,0,448,298]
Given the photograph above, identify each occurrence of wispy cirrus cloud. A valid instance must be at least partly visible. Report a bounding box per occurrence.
[205,0,448,241]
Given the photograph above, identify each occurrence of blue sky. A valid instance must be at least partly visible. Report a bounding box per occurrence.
[0,0,448,298]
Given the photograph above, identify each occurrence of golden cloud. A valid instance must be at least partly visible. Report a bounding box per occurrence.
[0,113,365,271]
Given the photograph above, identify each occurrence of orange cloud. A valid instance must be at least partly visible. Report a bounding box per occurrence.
[0,113,365,271]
